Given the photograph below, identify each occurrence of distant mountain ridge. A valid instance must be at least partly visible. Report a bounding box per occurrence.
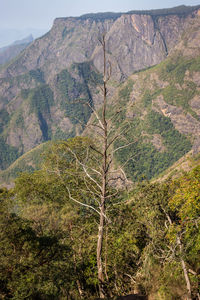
[0,35,33,65]
[0,5,200,185]
[0,28,47,48]
[73,4,200,20]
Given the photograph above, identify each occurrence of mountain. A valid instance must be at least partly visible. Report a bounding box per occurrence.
[0,28,47,48]
[0,35,34,65]
[0,5,200,185]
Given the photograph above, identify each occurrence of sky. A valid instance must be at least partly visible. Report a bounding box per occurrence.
[1,0,200,31]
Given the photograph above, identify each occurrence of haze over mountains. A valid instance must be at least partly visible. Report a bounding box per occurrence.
[0,5,200,185]
[0,28,47,48]
[0,35,34,65]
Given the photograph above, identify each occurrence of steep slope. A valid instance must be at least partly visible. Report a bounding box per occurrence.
[0,5,199,173]
[0,8,200,186]
[106,15,200,181]
[0,141,52,187]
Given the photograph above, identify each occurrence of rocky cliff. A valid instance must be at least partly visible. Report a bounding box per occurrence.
[0,5,200,177]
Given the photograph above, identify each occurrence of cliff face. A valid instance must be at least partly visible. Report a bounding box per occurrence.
[0,12,195,81]
[104,14,200,181]
[92,13,192,80]
[0,6,200,173]
[0,18,114,81]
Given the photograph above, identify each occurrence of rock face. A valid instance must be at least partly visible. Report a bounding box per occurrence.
[0,12,196,81]
[0,6,200,173]
[92,13,190,80]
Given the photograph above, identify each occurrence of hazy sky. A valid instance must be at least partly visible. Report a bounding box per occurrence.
[1,0,200,30]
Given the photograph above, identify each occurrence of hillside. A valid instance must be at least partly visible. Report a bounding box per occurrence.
[109,52,200,181]
[0,5,200,185]
[0,141,52,187]
[1,6,200,299]
[86,14,200,182]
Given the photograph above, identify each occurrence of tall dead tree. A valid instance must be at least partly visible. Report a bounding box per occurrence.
[96,34,109,298]
[58,34,132,298]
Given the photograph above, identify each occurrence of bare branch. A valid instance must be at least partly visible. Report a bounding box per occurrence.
[90,145,103,157]
[86,122,105,131]
[108,176,125,183]
[107,108,124,123]
[67,147,101,176]
[120,168,128,183]
[104,191,120,199]
[82,165,102,190]
[85,101,104,130]
[65,186,110,222]
[106,60,112,82]
[112,141,136,154]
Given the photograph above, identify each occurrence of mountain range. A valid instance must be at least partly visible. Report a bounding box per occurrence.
[0,35,34,65]
[0,5,200,186]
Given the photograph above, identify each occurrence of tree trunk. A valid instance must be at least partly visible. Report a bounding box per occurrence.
[69,223,84,298]
[96,33,108,299]
[177,235,192,300]
[97,203,105,298]
[163,208,192,300]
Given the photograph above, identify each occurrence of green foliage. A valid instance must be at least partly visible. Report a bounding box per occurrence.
[28,84,54,115]
[29,69,45,83]
[13,109,24,128]
[0,136,19,170]
[128,5,200,17]
[142,91,153,107]
[75,61,103,86]
[169,166,200,264]
[21,84,54,140]
[118,79,134,103]
[1,136,200,299]
[0,142,51,184]
[142,89,161,108]
[161,57,192,84]
[189,56,200,72]
[21,88,30,99]
[52,127,71,141]
[0,189,73,299]
[162,84,197,117]
[56,64,99,126]
[111,52,198,182]
[0,108,10,133]
[131,178,200,298]
[114,111,191,181]
[14,137,100,207]
[160,55,200,84]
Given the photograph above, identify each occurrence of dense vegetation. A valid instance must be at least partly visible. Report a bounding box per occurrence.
[57,62,101,126]
[0,62,101,173]
[0,137,19,170]
[114,110,191,181]
[104,51,200,182]
[0,9,199,299]
[0,142,51,184]
[0,137,199,299]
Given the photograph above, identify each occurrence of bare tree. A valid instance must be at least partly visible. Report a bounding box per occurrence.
[51,34,132,298]
[88,34,131,298]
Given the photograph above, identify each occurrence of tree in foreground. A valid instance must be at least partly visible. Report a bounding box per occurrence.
[15,34,131,298]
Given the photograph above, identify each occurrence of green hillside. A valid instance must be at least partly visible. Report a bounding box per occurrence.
[0,142,52,186]
[1,51,200,186]
[107,53,200,181]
